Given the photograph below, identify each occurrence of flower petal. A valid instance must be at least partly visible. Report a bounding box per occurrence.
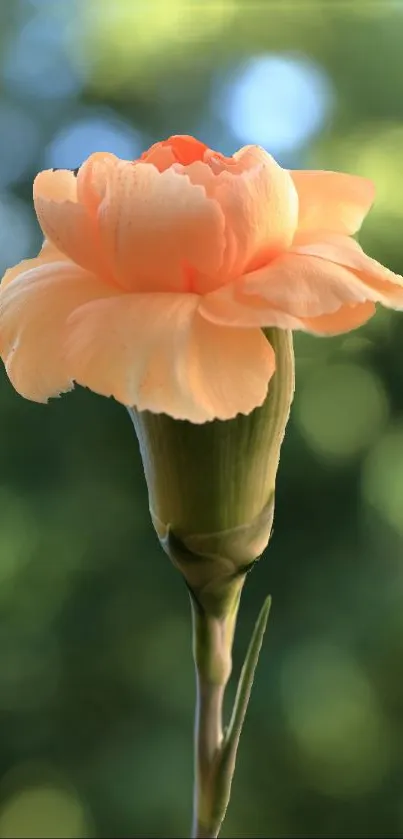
[293,234,403,308]
[200,273,376,334]
[1,239,68,289]
[138,143,176,171]
[300,301,376,334]
[182,146,298,279]
[201,251,377,331]
[291,170,375,237]
[88,157,225,293]
[186,315,275,421]
[247,254,374,317]
[65,294,275,422]
[0,259,120,401]
[33,168,106,278]
[139,135,209,169]
[76,151,118,214]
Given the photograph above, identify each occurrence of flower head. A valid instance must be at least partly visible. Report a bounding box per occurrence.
[1,134,402,423]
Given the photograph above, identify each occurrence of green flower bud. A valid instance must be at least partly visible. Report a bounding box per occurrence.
[128,327,294,616]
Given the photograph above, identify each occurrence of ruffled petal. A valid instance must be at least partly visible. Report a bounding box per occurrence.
[1,240,68,289]
[291,170,374,238]
[199,279,302,329]
[180,146,299,279]
[245,254,376,317]
[138,144,176,171]
[33,169,107,279]
[293,234,403,308]
[183,314,275,421]
[84,156,226,293]
[139,135,209,170]
[226,147,298,269]
[0,259,120,402]
[300,302,376,334]
[200,251,378,331]
[200,274,376,335]
[65,294,275,422]
[76,151,118,214]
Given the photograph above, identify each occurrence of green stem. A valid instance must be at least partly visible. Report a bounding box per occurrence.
[190,593,271,839]
[191,595,237,839]
[192,678,225,839]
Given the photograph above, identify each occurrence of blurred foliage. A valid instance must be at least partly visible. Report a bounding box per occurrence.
[1,0,403,836]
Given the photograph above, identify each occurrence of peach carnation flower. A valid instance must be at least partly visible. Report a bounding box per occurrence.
[1,134,402,423]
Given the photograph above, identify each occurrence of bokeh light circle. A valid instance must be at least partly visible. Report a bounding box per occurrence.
[2,14,82,101]
[362,426,403,535]
[295,363,389,462]
[45,113,143,170]
[281,641,391,796]
[0,783,92,839]
[216,53,333,153]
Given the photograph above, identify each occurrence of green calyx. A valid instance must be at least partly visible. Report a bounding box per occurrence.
[128,327,294,615]
[153,498,274,617]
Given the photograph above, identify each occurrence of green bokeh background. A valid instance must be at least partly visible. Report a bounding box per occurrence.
[1,1,403,836]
